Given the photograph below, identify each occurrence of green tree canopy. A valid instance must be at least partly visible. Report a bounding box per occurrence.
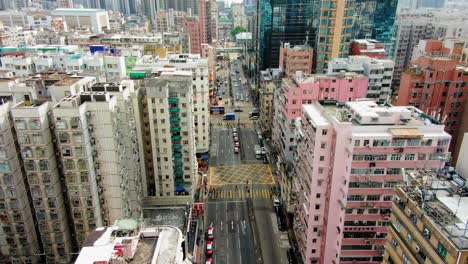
[231,26,247,38]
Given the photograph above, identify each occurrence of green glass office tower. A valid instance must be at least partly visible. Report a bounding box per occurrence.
[257,0,318,70]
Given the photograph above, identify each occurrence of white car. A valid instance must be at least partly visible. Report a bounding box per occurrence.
[261,147,266,155]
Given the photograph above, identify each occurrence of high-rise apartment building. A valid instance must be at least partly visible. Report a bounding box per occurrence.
[279,43,314,78]
[272,72,368,212]
[183,17,201,54]
[51,82,143,244]
[397,39,468,151]
[391,9,468,91]
[328,56,395,102]
[136,71,197,204]
[257,0,316,70]
[315,0,355,73]
[383,169,468,264]
[259,68,281,137]
[11,100,75,264]
[0,102,41,264]
[199,0,217,45]
[133,54,210,155]
[293,100,451,264]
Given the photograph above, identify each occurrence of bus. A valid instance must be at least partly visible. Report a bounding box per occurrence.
[210,105,225,114]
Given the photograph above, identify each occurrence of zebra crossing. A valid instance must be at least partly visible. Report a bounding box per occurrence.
[209,188,273,200]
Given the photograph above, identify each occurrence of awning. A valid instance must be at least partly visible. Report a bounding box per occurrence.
[175,186,185,192]
[388,128,423,139]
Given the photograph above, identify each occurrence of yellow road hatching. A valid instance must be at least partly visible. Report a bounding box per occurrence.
[209,164,274,186]
[209,188,273,200]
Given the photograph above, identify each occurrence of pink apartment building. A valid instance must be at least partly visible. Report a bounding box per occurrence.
[279,42,314,78]
[294,100,451,264]
[182,17,201,54]
[272,72,368,212]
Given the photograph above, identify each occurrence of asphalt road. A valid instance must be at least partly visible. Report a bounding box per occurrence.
[206,200,256,264]
[210,128,241,166]
[239,128,260,163]
[205,52,287,264]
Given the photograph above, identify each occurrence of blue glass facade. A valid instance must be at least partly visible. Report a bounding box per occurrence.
[352,0,398,48]
[257,0,318,70]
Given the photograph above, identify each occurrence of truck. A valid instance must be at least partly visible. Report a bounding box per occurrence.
[255,145,261,159]
[223,113,236,120]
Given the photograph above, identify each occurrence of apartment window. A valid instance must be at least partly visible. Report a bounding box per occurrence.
[318,167,324,174]
[314,216,319,221]
[315,204,320,210]
[405,154,415,161]
[391,154,401,161]
[319,156,325,161]
[316,193,321,198]
[354,140,360,147]
[391,239,398,248]
[437,243,448,259]
[406,233,412,243]
[403,255,410,264]
[322,129,328,135]
[367,195,380,201]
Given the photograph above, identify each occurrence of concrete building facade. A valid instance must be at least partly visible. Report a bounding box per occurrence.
[294,100,451,264]
[279,43,314,78]
[383,169,468,264]
[328,56,395,102]
[397,40,468,151]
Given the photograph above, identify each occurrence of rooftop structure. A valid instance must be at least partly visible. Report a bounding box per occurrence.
[51,8,110,33]
[279,42,313,78]
[76,219,186,264]
[328,56,395,102]
[350,39,386,58]
[383,168,468,263]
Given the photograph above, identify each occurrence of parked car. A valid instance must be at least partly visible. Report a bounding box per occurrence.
[235,142,240,147]
[234,147,239,153]
[205,258,213,264]
[232,132,237,137]
[206,226,214,240]
[234,108,243,112]
[234,136,239,142]
[232,128,237,133]
[206,241,214,256]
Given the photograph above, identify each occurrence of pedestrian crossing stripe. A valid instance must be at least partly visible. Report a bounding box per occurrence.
[211,189,273,199]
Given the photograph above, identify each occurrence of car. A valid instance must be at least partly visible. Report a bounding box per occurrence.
[250,116,259,120]
[234,108,243,112]
[261,147,266,155]
[205,257,213,264]
[240,98,244,101]
[207,226,214,240]
[232,128,237,133]
[232,132,237,137]
[234,147,239,153]
[205,241,214,256]
[235,142,240,147]
[234,136,239,142]
[246,98,250,102]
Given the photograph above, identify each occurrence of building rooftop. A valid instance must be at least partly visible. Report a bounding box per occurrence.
[319,99,442,126]
[76,218,185,264]
[399,168,468,250]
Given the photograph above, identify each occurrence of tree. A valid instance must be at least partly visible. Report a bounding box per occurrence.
[231,26,247,38]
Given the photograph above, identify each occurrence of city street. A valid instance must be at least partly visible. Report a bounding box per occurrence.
[204,52,288,264]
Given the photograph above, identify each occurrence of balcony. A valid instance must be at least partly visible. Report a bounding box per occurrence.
[170,117,181,123]
[175,178,185,184]
[173,153,183,158]
[172,144,182,150]
[171,126,181,132]
[175,169,184,176]
[174,161,184,167]
[168,97,179,104]
[169,107,180,113]
[172,135,182,142]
